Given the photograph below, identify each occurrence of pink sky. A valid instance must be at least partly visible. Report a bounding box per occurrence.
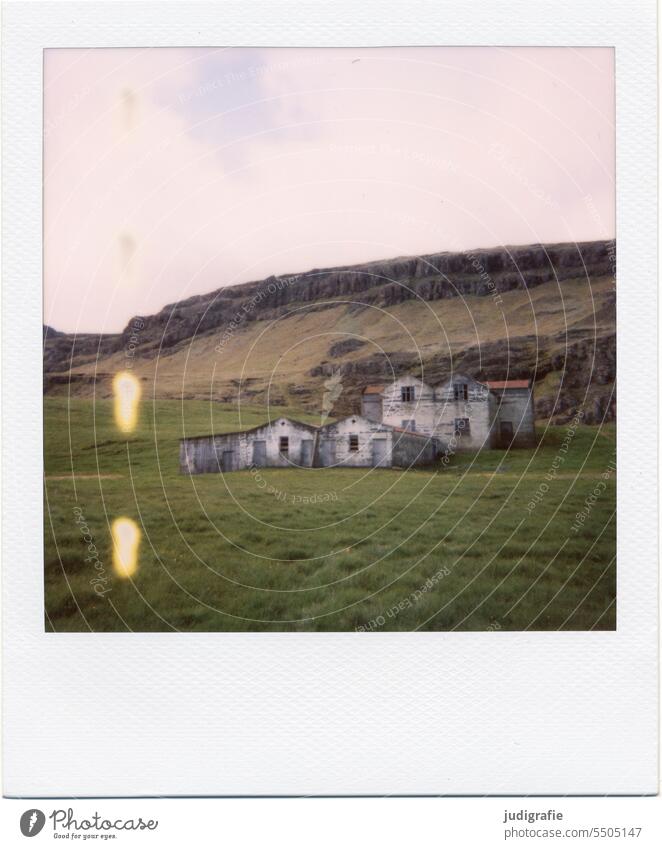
[44,47,615,333]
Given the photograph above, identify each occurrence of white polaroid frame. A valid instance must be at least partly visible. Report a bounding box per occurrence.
[2,0,657,796]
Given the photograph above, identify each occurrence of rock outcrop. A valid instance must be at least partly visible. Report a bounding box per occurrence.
[43,239,616,423]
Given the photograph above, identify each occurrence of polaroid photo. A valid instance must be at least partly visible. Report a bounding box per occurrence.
[1,0,657,800]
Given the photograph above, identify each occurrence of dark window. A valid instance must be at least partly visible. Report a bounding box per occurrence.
[401,386,415,402]
[279,436,289,453]
[349,434,359,451]
[401,419,416,432]
[454,417,470,436]
[454,383,468,400]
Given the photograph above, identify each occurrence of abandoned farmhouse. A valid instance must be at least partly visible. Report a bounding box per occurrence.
[180,374,535,474]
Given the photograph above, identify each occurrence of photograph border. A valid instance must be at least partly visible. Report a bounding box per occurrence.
[2,0,657,795]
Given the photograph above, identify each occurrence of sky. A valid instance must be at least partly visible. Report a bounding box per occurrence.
[44,47,615,333]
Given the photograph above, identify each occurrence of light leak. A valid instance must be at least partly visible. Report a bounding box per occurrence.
[113,370,141,433]
[111,517,141,578]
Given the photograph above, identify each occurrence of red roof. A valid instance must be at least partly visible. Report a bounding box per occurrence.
[486,379,530,390]
[362,384,385,394]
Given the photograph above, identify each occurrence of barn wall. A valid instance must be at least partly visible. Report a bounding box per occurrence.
[381,376,438,436]
[180,436,221,474]
[492,387,536,447]
[391,431,438,467]
[318,415,393,467]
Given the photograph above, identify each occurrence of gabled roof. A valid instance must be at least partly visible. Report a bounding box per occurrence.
[391,426,438,441]
[362,384,385,394]
[374,374,436,391]
[180,416,318,442]
[319,414,389,431]
[486,379,530,390]
[431,373,488,389]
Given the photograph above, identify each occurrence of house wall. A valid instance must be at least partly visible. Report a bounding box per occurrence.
[361,393,383,422]
[492,387,536,447]
[318,416,393,467]
[432,375,496,451]
[380,376,438,436]
[180,418,318,474]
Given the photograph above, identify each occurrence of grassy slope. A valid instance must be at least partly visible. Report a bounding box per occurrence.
[44,398,616,632]
[56,275,614,405]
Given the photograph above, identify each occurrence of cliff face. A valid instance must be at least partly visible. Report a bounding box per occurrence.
[43,239,616,424]
[123,238,615,352]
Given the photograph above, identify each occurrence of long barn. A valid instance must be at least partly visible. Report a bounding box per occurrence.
[180,417,318,474]
[180,415,438,474]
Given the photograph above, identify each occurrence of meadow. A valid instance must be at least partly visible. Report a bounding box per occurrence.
[44,397,616,632]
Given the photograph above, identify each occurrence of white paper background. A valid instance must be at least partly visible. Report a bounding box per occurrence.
[2,0,657,795]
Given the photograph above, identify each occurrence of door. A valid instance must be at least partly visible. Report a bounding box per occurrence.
[221,451,235,472]
[372,439,388,467]
[320,440,336,467]
[252,440,267,467]
[300,439,313,467]
[500,421,513,445]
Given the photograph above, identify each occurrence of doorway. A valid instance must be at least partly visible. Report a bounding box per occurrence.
[252,440,266,467]
[372,439,388,467]
[500,421,513,445]
[320,440,336,467]
[300,439,313,467]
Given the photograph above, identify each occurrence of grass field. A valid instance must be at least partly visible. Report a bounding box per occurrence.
[44,397,616,632]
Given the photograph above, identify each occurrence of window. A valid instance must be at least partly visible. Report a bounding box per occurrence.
[401,420,416,432]
[401,386,415,402]
[349,434,359,452]
[279,436,289,453]
[454,417,470,436]
[453,383,468,400]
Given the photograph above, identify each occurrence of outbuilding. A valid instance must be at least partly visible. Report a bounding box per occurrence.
[316,415,438,468]
[180,414,439,474]
[179,417,318,474]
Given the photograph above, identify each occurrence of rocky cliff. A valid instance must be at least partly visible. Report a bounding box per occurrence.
[44,239,616,424]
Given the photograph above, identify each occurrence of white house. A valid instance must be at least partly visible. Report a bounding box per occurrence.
[362,374,535,451]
